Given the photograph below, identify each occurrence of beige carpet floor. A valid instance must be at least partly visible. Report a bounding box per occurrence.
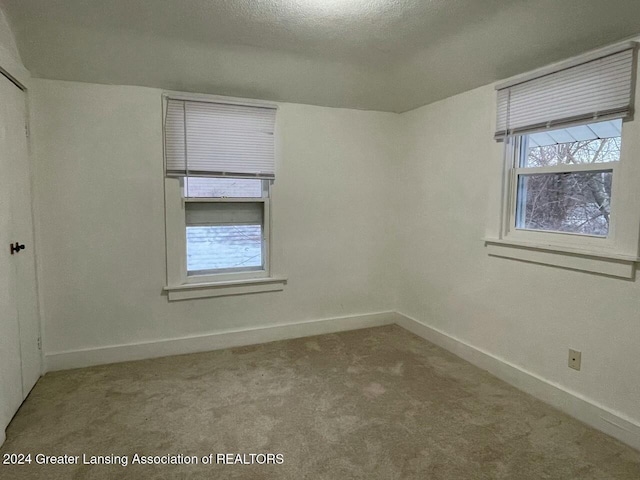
[1,325,639,479]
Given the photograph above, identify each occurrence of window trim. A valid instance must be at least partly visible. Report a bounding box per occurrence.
[487,121,639,277]
[163,276,288,301]
[164,176,287,300]
[162,92,286,300]
[501,131,621,250]
[484,238,638,279]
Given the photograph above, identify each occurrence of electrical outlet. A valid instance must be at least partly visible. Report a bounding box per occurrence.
[568,349,581,371]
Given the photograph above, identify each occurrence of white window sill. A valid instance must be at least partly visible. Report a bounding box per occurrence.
[164,276,287,301]
[484,238,639,279]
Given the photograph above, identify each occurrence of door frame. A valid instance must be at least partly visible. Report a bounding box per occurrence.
[0,53,45,378]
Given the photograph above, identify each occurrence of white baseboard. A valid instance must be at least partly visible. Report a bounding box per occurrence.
[45,311,395,372]
[394,312,640,452]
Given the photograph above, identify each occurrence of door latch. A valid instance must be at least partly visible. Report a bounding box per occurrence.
[10,242,25,255]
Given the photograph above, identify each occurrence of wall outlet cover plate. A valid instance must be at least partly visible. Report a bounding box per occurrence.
[569,349,582,371]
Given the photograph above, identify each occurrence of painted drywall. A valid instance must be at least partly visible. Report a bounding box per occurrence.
[0,7,18,61]
[0,6,28,87]
[28,79,399,357]
[396,81,640,426]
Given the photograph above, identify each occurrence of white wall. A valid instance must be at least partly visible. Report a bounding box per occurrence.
[396,82,640,427]
[0,8,28,87]
[0,8,19,62]
[29,79,399,359]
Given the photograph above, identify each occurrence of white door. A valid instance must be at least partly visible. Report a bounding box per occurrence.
[0,230,21,443]
[5,75,41,395]
[0,72,41,441]
[0,73,24,441]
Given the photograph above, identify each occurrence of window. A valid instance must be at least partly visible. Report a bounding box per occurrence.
[512,120,621,237]
[163,95,286,300]
[184,177,268,277]
[487,43,640,278]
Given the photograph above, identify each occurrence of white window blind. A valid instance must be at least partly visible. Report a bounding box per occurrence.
[185,202,263,226]
[495,45,637,139]
[165,99,277,178]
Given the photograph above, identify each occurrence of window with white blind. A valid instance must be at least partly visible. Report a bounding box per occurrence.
[162,95,286,300]
[487,42,640,277]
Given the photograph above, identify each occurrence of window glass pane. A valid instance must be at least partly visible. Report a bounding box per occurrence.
[184,177,262,198]
[521,120,622,168]
[185,202,262,227]
[516,171,612,236]
[187,225,262,273]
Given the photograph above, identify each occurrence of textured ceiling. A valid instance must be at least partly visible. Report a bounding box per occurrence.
[2,0,640,112]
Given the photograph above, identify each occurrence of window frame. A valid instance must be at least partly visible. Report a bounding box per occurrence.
[502,131,620,251]
[182,179,271,284]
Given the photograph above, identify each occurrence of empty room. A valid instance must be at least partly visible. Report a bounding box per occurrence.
[1,0,640,478]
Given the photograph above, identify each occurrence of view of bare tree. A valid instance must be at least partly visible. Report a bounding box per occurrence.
[518,136,620,235]
[184,177,264,272]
